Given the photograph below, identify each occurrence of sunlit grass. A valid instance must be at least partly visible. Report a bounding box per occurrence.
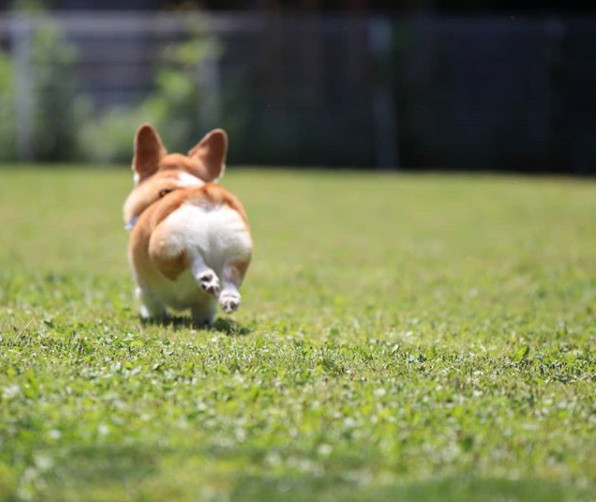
[0,167,594,501]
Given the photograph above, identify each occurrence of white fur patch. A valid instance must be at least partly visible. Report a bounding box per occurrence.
[176,172,204,187]
[143,203,251,311]
[162,203,251,273]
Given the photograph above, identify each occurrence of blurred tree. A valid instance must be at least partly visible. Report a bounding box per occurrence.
[28,18,89,160]
[0,50,16,161]
[80,15,219,163]
[5,0,89,161]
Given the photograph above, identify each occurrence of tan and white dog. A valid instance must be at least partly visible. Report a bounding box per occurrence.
[123,123,252,325]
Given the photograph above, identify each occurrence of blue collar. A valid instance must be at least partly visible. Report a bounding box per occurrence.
[125,216,138,231]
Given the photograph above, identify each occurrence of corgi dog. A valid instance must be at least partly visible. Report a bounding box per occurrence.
[123,123,252,325]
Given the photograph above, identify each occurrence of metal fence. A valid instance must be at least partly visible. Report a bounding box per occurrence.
[0,12,594,172]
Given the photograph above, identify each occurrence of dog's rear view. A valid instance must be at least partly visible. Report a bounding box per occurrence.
[123,124,252,325]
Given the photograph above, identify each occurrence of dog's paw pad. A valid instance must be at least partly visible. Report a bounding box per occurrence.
[198,270,220,296]
[219,292,240,313]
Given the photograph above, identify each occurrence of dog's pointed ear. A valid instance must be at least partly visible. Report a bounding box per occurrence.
[132,123,167,184]
[188,129,228,182]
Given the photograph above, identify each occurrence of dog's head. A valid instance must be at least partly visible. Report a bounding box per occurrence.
[123,123,228,229]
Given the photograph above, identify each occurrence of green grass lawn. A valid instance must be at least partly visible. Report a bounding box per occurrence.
[0,167,594,501]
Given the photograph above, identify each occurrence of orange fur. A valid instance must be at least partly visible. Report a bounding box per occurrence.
[123,170,191,224]
[158,153,204,179]
[133,125,167,182]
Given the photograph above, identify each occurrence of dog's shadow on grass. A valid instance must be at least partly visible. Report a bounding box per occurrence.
[141,316,252,336]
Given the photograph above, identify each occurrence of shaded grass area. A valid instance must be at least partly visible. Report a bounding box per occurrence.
[0,167,594,501]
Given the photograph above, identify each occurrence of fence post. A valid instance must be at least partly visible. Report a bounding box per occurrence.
[11,15,34,162]
[196,43,221,131]
[369,17,399,170]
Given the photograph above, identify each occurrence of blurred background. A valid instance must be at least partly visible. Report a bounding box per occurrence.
[0,0,594,173]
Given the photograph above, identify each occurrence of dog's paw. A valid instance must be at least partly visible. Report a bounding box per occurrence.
[198,270,221,297]
[219,291,241,313]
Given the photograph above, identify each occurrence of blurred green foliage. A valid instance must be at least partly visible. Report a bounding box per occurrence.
[0,1,88,162]
[80,20,219,163]
[28,18,88,161]
[0,7,221,163]
[0,51,16,161]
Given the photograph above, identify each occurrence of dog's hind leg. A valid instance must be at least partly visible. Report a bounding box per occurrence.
[191,299,217,327]
[136,286,168,321]
[218,259,250,313]
[191,255,221,297]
